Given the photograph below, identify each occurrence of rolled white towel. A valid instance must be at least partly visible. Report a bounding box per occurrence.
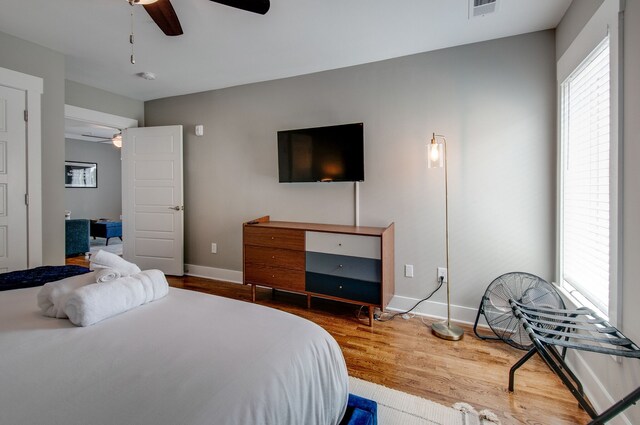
[133,269,169,303]
[95,268,121,283]
[37,271,97,319]
[64,269,169,327]
[90,250,141,276]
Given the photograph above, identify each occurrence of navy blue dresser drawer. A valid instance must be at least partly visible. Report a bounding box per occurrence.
[305,272,380,305]
[306,252,381,282]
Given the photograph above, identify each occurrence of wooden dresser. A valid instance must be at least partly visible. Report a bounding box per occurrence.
[243,216,394,326]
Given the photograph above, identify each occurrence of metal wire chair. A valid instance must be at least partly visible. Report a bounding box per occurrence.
[509,300,640,425]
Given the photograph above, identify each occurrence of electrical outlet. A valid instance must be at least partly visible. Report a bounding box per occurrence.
[211,243,217,254]
[404,264,414,278]
[437,267,448,283]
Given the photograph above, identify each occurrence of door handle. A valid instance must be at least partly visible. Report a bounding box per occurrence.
[168,206,184,211]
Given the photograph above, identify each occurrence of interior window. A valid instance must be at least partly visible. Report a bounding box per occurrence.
[559,36,611,316]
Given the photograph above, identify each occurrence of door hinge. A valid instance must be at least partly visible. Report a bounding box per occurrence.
[24,194,29,205]
[23,110,28,122]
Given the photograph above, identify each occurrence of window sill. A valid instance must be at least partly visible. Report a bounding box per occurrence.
[552,281,610,322]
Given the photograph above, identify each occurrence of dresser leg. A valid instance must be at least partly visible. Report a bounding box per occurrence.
[369,306,374,327]
[307,294,311,309]
[251,284,256,302]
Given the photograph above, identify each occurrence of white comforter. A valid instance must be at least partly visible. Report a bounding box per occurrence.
[0,287,348,425]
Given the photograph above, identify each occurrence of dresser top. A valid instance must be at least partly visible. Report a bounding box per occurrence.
[245,219,391,237]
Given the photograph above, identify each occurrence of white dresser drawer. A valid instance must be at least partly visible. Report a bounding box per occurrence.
[306,231,380,260]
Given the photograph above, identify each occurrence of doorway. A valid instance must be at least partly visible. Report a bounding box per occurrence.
[64,105,137,259]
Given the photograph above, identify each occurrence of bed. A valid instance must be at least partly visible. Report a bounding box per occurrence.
[0,286,349,425]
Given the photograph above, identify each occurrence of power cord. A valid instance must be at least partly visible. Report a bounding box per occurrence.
[375,275,445,322]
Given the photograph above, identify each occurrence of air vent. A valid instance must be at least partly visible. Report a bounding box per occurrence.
[469,0,499,18]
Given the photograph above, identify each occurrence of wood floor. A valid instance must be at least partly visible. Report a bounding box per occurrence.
[66,257,589,424]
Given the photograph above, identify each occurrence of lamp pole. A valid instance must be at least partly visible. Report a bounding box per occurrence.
[430,133,464,341]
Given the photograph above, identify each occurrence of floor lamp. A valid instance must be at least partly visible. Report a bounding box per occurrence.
[428,133,464,341]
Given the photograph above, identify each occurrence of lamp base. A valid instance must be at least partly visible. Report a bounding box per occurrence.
[431,321,464,341]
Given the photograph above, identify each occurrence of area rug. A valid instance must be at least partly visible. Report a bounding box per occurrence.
[348,377,501,425]
[90,239,123,256]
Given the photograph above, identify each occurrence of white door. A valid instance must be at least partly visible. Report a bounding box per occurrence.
[0,85,28,272]
[122,126,184,275]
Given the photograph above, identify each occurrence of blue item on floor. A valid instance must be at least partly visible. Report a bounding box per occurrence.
[340,393,378,425]
[0,265,91,291]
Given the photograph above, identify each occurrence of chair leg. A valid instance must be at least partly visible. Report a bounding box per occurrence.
[547,344,584,397]
[509,348,537,392]
[588,387,640,425]
[535,344,598,418]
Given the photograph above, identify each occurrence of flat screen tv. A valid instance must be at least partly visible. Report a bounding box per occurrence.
[277,123,364,183]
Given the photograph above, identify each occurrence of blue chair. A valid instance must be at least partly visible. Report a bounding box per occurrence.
[65,219,90,257]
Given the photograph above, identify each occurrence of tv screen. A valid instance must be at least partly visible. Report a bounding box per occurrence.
[277,123,364,183]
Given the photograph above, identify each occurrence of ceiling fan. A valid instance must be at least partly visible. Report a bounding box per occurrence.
[81,132,123,148]
[132,0,271,37]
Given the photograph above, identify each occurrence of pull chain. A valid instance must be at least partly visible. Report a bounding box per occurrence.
[129,1,135,64]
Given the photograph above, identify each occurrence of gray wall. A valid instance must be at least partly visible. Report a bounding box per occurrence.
[65,139,122,220]
[0,30,66,265]
[556,1,640,422]
[145,31,557,317]
[65,80,144,125]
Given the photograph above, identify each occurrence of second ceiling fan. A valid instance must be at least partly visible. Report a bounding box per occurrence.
[135,0,271,36]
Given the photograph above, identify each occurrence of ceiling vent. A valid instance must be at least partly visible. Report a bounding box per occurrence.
[469,0,499,18]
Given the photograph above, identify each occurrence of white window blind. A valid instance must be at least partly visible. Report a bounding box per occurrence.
[561,36,610,315]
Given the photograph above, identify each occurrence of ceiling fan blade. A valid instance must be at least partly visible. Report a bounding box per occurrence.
[143,0,184,36]
[210,0,270,15]
[80,135,112,142]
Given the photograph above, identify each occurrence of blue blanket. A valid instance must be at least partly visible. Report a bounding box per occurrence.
[0,265,91,292]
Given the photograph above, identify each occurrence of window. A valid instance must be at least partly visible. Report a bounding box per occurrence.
[560,36,611,315]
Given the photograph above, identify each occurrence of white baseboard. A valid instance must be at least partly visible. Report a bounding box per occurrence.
[181,267,484,326]
[386,294,482,326]
[565,352,632,425]
[184,264,243,284]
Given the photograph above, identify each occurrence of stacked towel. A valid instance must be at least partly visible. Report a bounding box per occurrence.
[37,272,98,319]
[90,250,141,276]
[65,269,169,327]
[95,268,121,283]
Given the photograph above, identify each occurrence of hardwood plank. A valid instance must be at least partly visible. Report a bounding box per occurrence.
[66,255,591,424]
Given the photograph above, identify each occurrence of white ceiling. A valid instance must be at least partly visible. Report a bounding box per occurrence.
[65,118,119,143]
[0,0,570,101]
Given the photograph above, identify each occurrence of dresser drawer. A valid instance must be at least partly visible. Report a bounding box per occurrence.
[305,272,380,305]
[244,226,305,250]
[306,252,380,282]
[245,265,305,292]
[306,231,380,259]
[245,245,305,271]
